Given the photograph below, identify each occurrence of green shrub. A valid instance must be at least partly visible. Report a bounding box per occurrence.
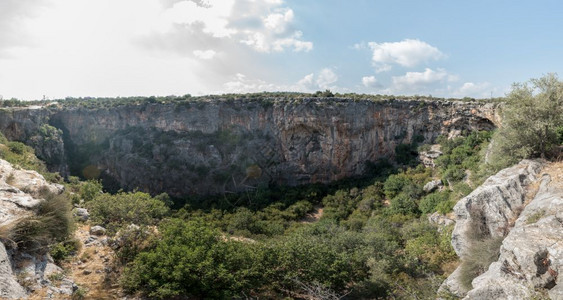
[436,200,456,215]
[442,165,466,183]
[7,141,26,155]
[488,74,563,168]
[50,238,81,263]
[419,191,450,214]
[285,200,313,219]
[86,191,169,234]
[383,174,410,199]
[121,219,267,299]
[390,193,420,216]
[79,180,103,202]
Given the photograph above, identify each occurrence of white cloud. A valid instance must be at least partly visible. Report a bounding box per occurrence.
[453,82,492,97]
[361,76,379,88]
[381,68,456,95]
[222,68,340,94]
[193,49,216,59]
[223,73,282,93]
[263,8,294,34]
[392,68,448,87]
[0,0,313,99]
[271,31,313,52]
[297,73,315,88]
[152,0,312,54]
[316,68,338,89]
[367,39,444,72]
[158,0,236,38]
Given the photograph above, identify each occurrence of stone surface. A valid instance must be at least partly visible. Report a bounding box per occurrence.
[451,160,542,258]
[423,179,443,193]
[0,242,27,299]
[463,171,563,299]
[90,225,107,236]
[428,212,454,228]
[440,159,543,297]
[419,144,443,168]
[74,207,90,221]
[0,99,500,197]
[0,158,74,299]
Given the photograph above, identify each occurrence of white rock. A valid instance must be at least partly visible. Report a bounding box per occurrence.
[73,207,89,221]
[0,242,27,299]
[423,179,443,193]
[440,159,543,297]
[90,225,107,236]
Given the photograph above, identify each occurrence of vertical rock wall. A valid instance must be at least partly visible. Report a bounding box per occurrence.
[0,99,499,196]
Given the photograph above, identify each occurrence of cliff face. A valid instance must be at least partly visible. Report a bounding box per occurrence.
[442,160,563,299]
[0,99,499,197]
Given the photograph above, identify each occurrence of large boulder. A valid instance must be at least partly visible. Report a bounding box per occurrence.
[423,179,443,193]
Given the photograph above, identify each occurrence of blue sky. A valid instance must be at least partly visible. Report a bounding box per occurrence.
[1,0,562,100]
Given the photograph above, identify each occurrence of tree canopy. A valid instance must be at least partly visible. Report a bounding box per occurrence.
[488,73,563,170]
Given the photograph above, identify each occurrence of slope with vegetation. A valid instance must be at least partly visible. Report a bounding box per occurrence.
[1,74,562,299]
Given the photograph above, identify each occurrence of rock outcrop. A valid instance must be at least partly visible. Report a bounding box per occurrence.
[451,160,543,258]
[441,160,563,299]
[0,158,69,299]
[0,99,500,197]
[463,162,563,299]
[441,160,543,297]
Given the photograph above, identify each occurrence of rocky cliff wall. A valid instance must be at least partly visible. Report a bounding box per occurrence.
[0,99,500,197]
[441,160,563,299]
[463,161,563,299]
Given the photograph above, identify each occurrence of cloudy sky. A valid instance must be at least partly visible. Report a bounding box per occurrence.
[1,0,563,100]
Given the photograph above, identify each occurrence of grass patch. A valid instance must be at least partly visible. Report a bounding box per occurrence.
[458,237,503,290]
[526,210,545,224]
[9,192,74,254]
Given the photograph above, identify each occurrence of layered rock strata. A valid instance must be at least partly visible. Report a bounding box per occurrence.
[0,99,500,196]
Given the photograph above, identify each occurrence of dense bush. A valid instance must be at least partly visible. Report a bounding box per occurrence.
[86,191,170,233]
[420,191,450,214]
[121,219,267,299]
[79,180,103,202]
[488,73,563,170]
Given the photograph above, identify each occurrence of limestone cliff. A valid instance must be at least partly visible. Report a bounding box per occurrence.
[0,98,499,197]
[442,160,563,299]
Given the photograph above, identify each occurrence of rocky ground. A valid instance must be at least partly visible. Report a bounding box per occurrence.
[0,158,70,299]
[0,158,122,299]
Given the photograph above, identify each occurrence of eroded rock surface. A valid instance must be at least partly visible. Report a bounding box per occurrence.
[451,160,543,258]
[463,163,563,299]
[0,99,500,197]
[0,243,27,299]
[441,160,543,297]
[441,160,563,299]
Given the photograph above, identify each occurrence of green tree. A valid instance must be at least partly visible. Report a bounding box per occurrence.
[121,219,267,299]
[489,73,563,169]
